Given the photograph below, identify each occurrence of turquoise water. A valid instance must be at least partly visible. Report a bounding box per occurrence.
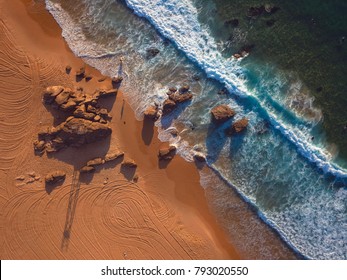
[46,0,347,259]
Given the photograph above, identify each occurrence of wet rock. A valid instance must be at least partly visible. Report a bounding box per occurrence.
[224,18,239,27]
[65,65,72,74]
[169,92,193,103]
[266,19,276,27]
[146,47,160,58]
[112,76,123,86]
[87,157,105,167]
[192,74,200,81]
[226,118,249,135]
[158,145,176,160]
[104,151,124,162]
[144,105,159,121]
[80,166,95,174]
[121,159,137,168]
[45,170,66,185]
[162,99,177,114]
[217,88,228,95]
[194,153,206,162]
[168,87,177,93]
[211,104,236,123]
[179,85,190,93]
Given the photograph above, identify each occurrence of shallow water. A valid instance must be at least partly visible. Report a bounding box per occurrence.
[46,0,347,259]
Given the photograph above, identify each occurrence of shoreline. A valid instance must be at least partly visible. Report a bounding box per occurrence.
[0,0,298,259]
[0,0,240,259]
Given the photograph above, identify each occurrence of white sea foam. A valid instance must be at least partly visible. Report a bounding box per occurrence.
[124,0,347,179]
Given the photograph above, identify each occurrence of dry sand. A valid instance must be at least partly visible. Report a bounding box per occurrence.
[0,0,241,259]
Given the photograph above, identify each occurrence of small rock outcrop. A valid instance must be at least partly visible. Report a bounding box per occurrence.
[146,47,160,58]
[144,104,160,121]
[193,153,206,162]
[87,158,105,166]
[37,86,116,154]
[80,166,95,174]
[226,118,249,135]
[45,171,66,184]
[158,145,176,160]
[211,104,235,124]
[104,151,124,162]
[121,159,137,168]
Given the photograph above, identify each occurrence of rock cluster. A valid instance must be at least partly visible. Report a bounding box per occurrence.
[35,86,116,154]
[144,104,160,121]
[162,86,193,114]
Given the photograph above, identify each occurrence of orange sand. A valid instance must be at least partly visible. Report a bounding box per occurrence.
[0,0,241,259]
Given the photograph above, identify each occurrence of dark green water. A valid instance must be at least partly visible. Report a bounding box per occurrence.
[195,0,347,161]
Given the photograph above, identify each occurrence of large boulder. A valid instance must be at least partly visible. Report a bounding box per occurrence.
[211,104,235,123]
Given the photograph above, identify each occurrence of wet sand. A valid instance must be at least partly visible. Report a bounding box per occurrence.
[0,0,240,259]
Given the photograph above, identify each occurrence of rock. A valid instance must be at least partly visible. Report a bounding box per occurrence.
[85,75,93,82]
[104,151,124,162]
[144,105,159,121]
[60,100,77,111]
[98,77,107,82]
[87,105,97,114]
[96,88,118,98]
[54,88,73,106]
[45,170,66,184]
[224,18,239,27]
[87,157,105,166]
[265,5,280,14]
[158,145,176,160]
[133,174,139,182]
[194,153,206,162]
[34,176,41,181]
[211,104,236,123]
[168,87,177,93]
[65,65,72,74]
[192,74,200,81]
[94,115,101,122]
[28,171,36,178]
[33,140,45,153]
[121,159,137,168]
[233,53,242,59]
[266,19,276,27]
[179,85,190,93]
[73,105,96,120]
[43,86,64,104]
[316,86,323,92]
[112,76,123,85]
[98,108,109,117]
[162,99,177,114]
[76,66,86,78]
[217,88,228,95]
[80,166,95,174]
[169,92,193,103]
[146,47,160,58]
[16,175,25,181]
[247,6,265,17]
[226,118,249,135]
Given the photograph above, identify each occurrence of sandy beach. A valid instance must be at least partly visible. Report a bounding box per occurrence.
[0,0,242,259]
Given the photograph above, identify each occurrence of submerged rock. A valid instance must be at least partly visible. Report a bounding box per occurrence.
[146,47,160,58]
[211,104,236,123]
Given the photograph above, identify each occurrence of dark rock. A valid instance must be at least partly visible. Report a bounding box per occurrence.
[169,87,177,93]
[65,65,72,74]
[217,88,228,95]
[194,153,206,162]
[133,174,139,182]
[112,76,123,85]
[146,47,160,58]
[211,104,236,123]
[169,92,193,103]
[179,85,190,93]
[192,74,200,81]
[158,145,176,160]
[266,19,276,27]
[247,6,265,17]
[45,170,66,184]
[162,99,177,114]
[85,75,93,82]
[224,18,239,27]
[316,86,323,92]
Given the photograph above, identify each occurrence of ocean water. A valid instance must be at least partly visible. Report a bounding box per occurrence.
[45,0,347,259]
